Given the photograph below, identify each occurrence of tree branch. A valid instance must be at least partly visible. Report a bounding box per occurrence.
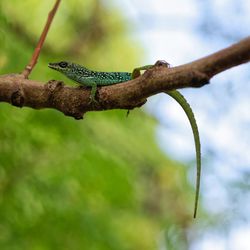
[22,0,61,78]
[1,37,250,119]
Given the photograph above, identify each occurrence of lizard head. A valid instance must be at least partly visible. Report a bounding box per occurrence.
[48,61,75,75]
[48,61,92,84]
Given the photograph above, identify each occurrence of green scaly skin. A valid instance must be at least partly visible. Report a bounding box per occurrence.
[48,61,132,104]
[166,90,201,218]
[48,61,201,218]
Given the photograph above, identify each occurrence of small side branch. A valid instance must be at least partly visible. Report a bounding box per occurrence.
[21,0,61,78]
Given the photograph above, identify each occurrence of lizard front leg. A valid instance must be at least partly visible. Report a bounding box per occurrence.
[79,82,99,105]
[89,83,99,105]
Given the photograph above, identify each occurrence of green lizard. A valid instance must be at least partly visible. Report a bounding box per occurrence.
[48,60,201,218]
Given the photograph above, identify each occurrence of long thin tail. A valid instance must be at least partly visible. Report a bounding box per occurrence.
[165,90,201,218]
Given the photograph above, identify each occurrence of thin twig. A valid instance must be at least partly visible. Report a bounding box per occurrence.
[22,0,61,78]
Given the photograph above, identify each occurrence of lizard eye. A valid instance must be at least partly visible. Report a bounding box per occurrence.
[59,61,68,68]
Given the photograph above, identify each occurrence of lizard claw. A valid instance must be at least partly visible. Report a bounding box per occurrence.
[88,96,99,106]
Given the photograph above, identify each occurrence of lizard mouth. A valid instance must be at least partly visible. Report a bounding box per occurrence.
[48,61,69,70]
[48,63,57,69]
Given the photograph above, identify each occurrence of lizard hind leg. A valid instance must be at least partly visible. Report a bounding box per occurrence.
[131,61,170,79]
[131,64,154,79]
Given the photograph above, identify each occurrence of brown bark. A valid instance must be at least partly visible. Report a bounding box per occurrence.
[0,37,250,119]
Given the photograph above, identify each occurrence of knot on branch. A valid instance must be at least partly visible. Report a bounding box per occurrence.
[45,80,64,103]
[10,76,25,107]
[46,79,64,92]
[190,70,210,88]
[65,111,84,120]
[154,60,170,68]
[11,89,24,107]
[45,80,86,120]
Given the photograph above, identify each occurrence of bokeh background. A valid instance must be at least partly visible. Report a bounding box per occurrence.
[0,0,250,249]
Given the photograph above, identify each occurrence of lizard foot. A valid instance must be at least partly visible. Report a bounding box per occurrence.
[88,96,99,106]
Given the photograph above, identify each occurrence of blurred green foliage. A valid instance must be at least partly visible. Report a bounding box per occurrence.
[0,1,196,249]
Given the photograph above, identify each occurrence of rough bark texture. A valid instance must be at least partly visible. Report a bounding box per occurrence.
[0,37,250,119]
